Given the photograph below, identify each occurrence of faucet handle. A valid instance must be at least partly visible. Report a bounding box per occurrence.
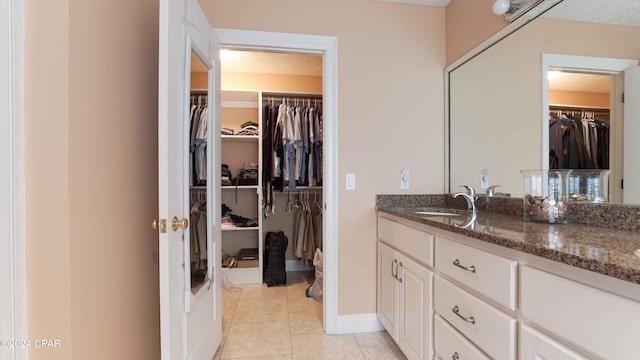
[486,185,501,196]
[459,185,476,197]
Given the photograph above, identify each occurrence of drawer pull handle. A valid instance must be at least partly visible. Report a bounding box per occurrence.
[391,259,398,280]
[452,305,476,324]
[453,259,476,273]
[452,352,460,360]
[397,262,403,283]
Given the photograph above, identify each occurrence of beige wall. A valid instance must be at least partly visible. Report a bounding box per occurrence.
[26,0,160,358]
[549,90,610,109]
[445,0,509,65]
[202,0,446,315]
[25,0,72,358]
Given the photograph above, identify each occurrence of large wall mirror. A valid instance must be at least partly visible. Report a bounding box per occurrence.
[447,0,640,204]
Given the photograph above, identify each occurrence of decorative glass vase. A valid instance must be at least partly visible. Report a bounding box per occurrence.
[521,169,570,223]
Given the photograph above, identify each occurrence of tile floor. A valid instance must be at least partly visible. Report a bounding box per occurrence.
[213,271,407,360]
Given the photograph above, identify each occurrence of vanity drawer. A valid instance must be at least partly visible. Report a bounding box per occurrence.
[520,266,640,359]
[435,237,517,310]
[378,216,434,267]
[434,315,489,360]
[434,276,516,360]
[519,323,588,360]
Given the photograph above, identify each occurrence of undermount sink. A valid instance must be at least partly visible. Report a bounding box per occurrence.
[414,210,461,217]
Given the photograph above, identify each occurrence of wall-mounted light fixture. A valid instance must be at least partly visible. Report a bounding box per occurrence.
[492,0,511,15]
[492,0,546,22]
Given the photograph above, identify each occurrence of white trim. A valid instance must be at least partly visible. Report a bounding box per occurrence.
[540,53,638,170]
[214,28,340,334]
[332,313,384,334]
[1,0,27,359]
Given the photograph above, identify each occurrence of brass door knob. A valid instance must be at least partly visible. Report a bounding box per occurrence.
[171,216,189,231]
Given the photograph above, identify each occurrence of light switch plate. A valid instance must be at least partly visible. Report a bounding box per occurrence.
[346,173,356,190]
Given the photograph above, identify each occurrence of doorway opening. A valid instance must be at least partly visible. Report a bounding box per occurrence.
[218,47,325,296]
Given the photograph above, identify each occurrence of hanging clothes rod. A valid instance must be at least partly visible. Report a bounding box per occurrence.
[263,92,322,98]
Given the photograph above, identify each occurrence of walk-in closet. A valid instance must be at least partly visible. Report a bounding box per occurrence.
[207,49,326,352]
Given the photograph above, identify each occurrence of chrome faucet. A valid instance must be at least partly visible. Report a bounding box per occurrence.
[485,185,501,196]
[453,185,477,213]
[452,185,478,228]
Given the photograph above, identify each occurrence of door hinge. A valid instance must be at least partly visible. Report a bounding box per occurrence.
[622,92,625,103]
[621,179,624,190]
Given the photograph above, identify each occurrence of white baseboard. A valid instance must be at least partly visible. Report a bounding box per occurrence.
[330,313,384,334]
[286,260,313,272]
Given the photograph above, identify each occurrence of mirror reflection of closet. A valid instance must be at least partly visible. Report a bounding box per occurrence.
[546,69,620,202]
[189,49,210,293]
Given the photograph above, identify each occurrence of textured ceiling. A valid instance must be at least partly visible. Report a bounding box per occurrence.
[373,0,450,6]
[543,0,640,27]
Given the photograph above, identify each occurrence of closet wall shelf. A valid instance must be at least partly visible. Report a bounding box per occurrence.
[190,186,207,190]
[221,135,260,141]
[222,185,259,190]
[221,226,260,232]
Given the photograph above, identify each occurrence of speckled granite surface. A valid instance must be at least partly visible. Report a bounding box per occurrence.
[376,194,640,285]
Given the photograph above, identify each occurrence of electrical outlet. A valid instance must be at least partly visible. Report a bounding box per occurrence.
[480,169,489,189]
[400,168,410,190]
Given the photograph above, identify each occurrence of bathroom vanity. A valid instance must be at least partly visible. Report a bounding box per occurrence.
[376,195,640,360]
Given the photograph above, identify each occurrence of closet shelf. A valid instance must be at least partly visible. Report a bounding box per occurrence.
[222,185,259,190]
[221,135,260,141]
[221,225,259,231]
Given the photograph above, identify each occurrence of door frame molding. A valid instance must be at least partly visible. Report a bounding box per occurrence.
[214,28,340,333]
[1,0,28,358]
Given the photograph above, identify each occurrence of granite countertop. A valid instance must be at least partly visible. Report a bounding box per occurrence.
[377,195,640,285]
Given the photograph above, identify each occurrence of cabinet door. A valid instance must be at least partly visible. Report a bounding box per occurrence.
[397,254,433,360]
[378,242,399,340]
[520,324,588,360]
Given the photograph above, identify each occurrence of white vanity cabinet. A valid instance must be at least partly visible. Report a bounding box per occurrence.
[433,236,517,360]
[519,323,589,360]
[520,266,640,359]
[378,211,640,360]
[377,216,434,360]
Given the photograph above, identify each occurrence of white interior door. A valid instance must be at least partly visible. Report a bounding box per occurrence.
[624,66,640,204]
[158,0,221,358]
[1,0,27,358]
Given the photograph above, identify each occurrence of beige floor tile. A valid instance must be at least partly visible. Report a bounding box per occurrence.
[355,332,406,360]
[221,320,291,359]
[219,272,405,360]
[291,333,365,360]
[289,313,323,335]
[233,297,289,323]
[354,332,397,348]
[239,283,288,299]
[360,347,407,360]
[220,355,292,360]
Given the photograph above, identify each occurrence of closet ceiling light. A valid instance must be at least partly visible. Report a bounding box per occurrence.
[493,0,511,15]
